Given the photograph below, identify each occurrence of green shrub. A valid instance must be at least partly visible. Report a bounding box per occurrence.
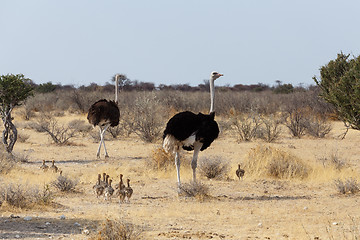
[313,52,360,130]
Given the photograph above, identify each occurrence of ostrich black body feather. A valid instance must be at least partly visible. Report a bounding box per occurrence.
[87,99,120,127]
[163,111,219,151]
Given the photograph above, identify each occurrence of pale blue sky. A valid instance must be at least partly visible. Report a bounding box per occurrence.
[1,1,360,87]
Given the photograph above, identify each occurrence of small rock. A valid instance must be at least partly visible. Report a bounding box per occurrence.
[74,222,81,227]
[303,207,308,210]
[10,214,20,218]
[15,235,20,239]
[332,222,338,225]
[59,215,66,220]
[45,222,51,225]
[24,216,32,221]
[258,223,263,228]
[83,229,90,235]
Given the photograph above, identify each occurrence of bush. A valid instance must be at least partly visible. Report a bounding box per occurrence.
[283,108,309,138]
[51,175,77,192]
[36,82,57,93]
[18,102,36,120]
[305,116,332,138]
[90,219,142,240]
[179,182,210,201]
[118,107,137,137]
[273,83,294,94]
[230,111,261,142]
[16,132,30,143]
[257,114,283,142]
[132,93,166,142]
[244,145,310,179]
[319,152,346,170]
[68,119,92,136]
[70,90,102,113]
[314,52,360,130]
[335,178,360,194]
[0,183,53,208]
[31,114,78,145]
[149,147,174,170]
[198,156,229,179]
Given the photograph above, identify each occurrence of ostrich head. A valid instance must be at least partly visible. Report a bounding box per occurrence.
[210,71,223,81]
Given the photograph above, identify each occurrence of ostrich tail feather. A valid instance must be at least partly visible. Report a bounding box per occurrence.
[163,135,177,153]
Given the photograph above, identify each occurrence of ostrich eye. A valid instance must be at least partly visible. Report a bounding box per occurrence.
[213,72,218,75]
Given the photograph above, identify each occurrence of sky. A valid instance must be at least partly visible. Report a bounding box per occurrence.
[1,0,360,87]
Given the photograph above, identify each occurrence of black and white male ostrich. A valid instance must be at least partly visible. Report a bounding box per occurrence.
[87,74,120,158]
[163,71,223,190]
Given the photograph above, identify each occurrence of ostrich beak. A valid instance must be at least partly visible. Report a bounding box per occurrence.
[215,73,223,79]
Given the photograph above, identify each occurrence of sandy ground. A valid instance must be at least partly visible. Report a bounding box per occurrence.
[1,112,360,239]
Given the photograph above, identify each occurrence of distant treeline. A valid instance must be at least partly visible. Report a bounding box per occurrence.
[33,79,313,94]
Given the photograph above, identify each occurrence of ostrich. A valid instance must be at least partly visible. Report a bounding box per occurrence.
[40,160,48,171]
[93,174,104,198]
[50,160,58,173]
[125,179,133,202]
[87,74,121,158]
[115,174,125,190]
[236,164,245,180]
[104,179,114,201]
[163,71,223,191]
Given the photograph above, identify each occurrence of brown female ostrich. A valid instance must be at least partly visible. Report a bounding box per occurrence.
[163,71,223,192]
[87,74,121,158]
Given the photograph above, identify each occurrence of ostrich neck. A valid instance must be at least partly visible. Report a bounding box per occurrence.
[209,78,215,113]
[115,77,119,104]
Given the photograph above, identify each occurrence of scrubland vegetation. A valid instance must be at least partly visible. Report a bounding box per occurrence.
[0,76,359,239]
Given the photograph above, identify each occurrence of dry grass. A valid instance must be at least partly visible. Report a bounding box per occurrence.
[51,175,78,192]
[89,219,142,240]
[244,145,311,179]
[179,181,210,201]
[16,132,30,143]
[230,112,261,142]
[334,178,360,195]
[148,147,174,171]
[0,183,53,209]
[30,113,78,145]
[1,109,360,239]
[198,156,229,180]
[243,145,359,183]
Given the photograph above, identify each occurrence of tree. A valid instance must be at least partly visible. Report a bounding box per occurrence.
[112,73,131,91]
[273,83,294,94]
[36,81,57,93]
[0,74,34,153]
[313,52,360,131]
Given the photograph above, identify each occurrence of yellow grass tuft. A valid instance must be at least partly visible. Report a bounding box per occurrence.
[244,145,310,180]
[149,147,174,171]
[89,218,142,240]
[243,145,359,183]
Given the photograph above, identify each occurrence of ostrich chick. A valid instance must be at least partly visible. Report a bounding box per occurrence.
[236,164,245,180]
[125,179,133,203]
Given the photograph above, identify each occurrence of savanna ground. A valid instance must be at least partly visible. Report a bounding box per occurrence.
[1,107,360,239]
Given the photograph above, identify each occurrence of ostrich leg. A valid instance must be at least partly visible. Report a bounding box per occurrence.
[97,124,110,158]
[191,142,202,183]
[101,124,110,158]
[175,151,181,191]
[96,127,103,158]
